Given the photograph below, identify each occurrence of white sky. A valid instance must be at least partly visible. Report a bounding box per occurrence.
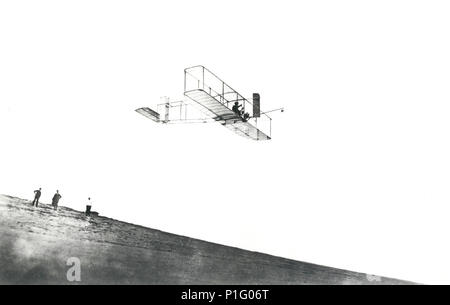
[1,0,450,284]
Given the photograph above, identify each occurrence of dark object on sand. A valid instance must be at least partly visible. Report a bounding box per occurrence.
[85,206,98,217]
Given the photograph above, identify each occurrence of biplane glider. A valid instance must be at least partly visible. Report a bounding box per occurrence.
[135,66,283,140]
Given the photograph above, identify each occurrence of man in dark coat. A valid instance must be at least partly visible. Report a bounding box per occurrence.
[32,188,42,207]
[52,190,62,210]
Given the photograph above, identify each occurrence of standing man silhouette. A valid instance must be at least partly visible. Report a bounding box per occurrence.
[86,197,92,216]
[32,188,42,207]
[52,190,62,210]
